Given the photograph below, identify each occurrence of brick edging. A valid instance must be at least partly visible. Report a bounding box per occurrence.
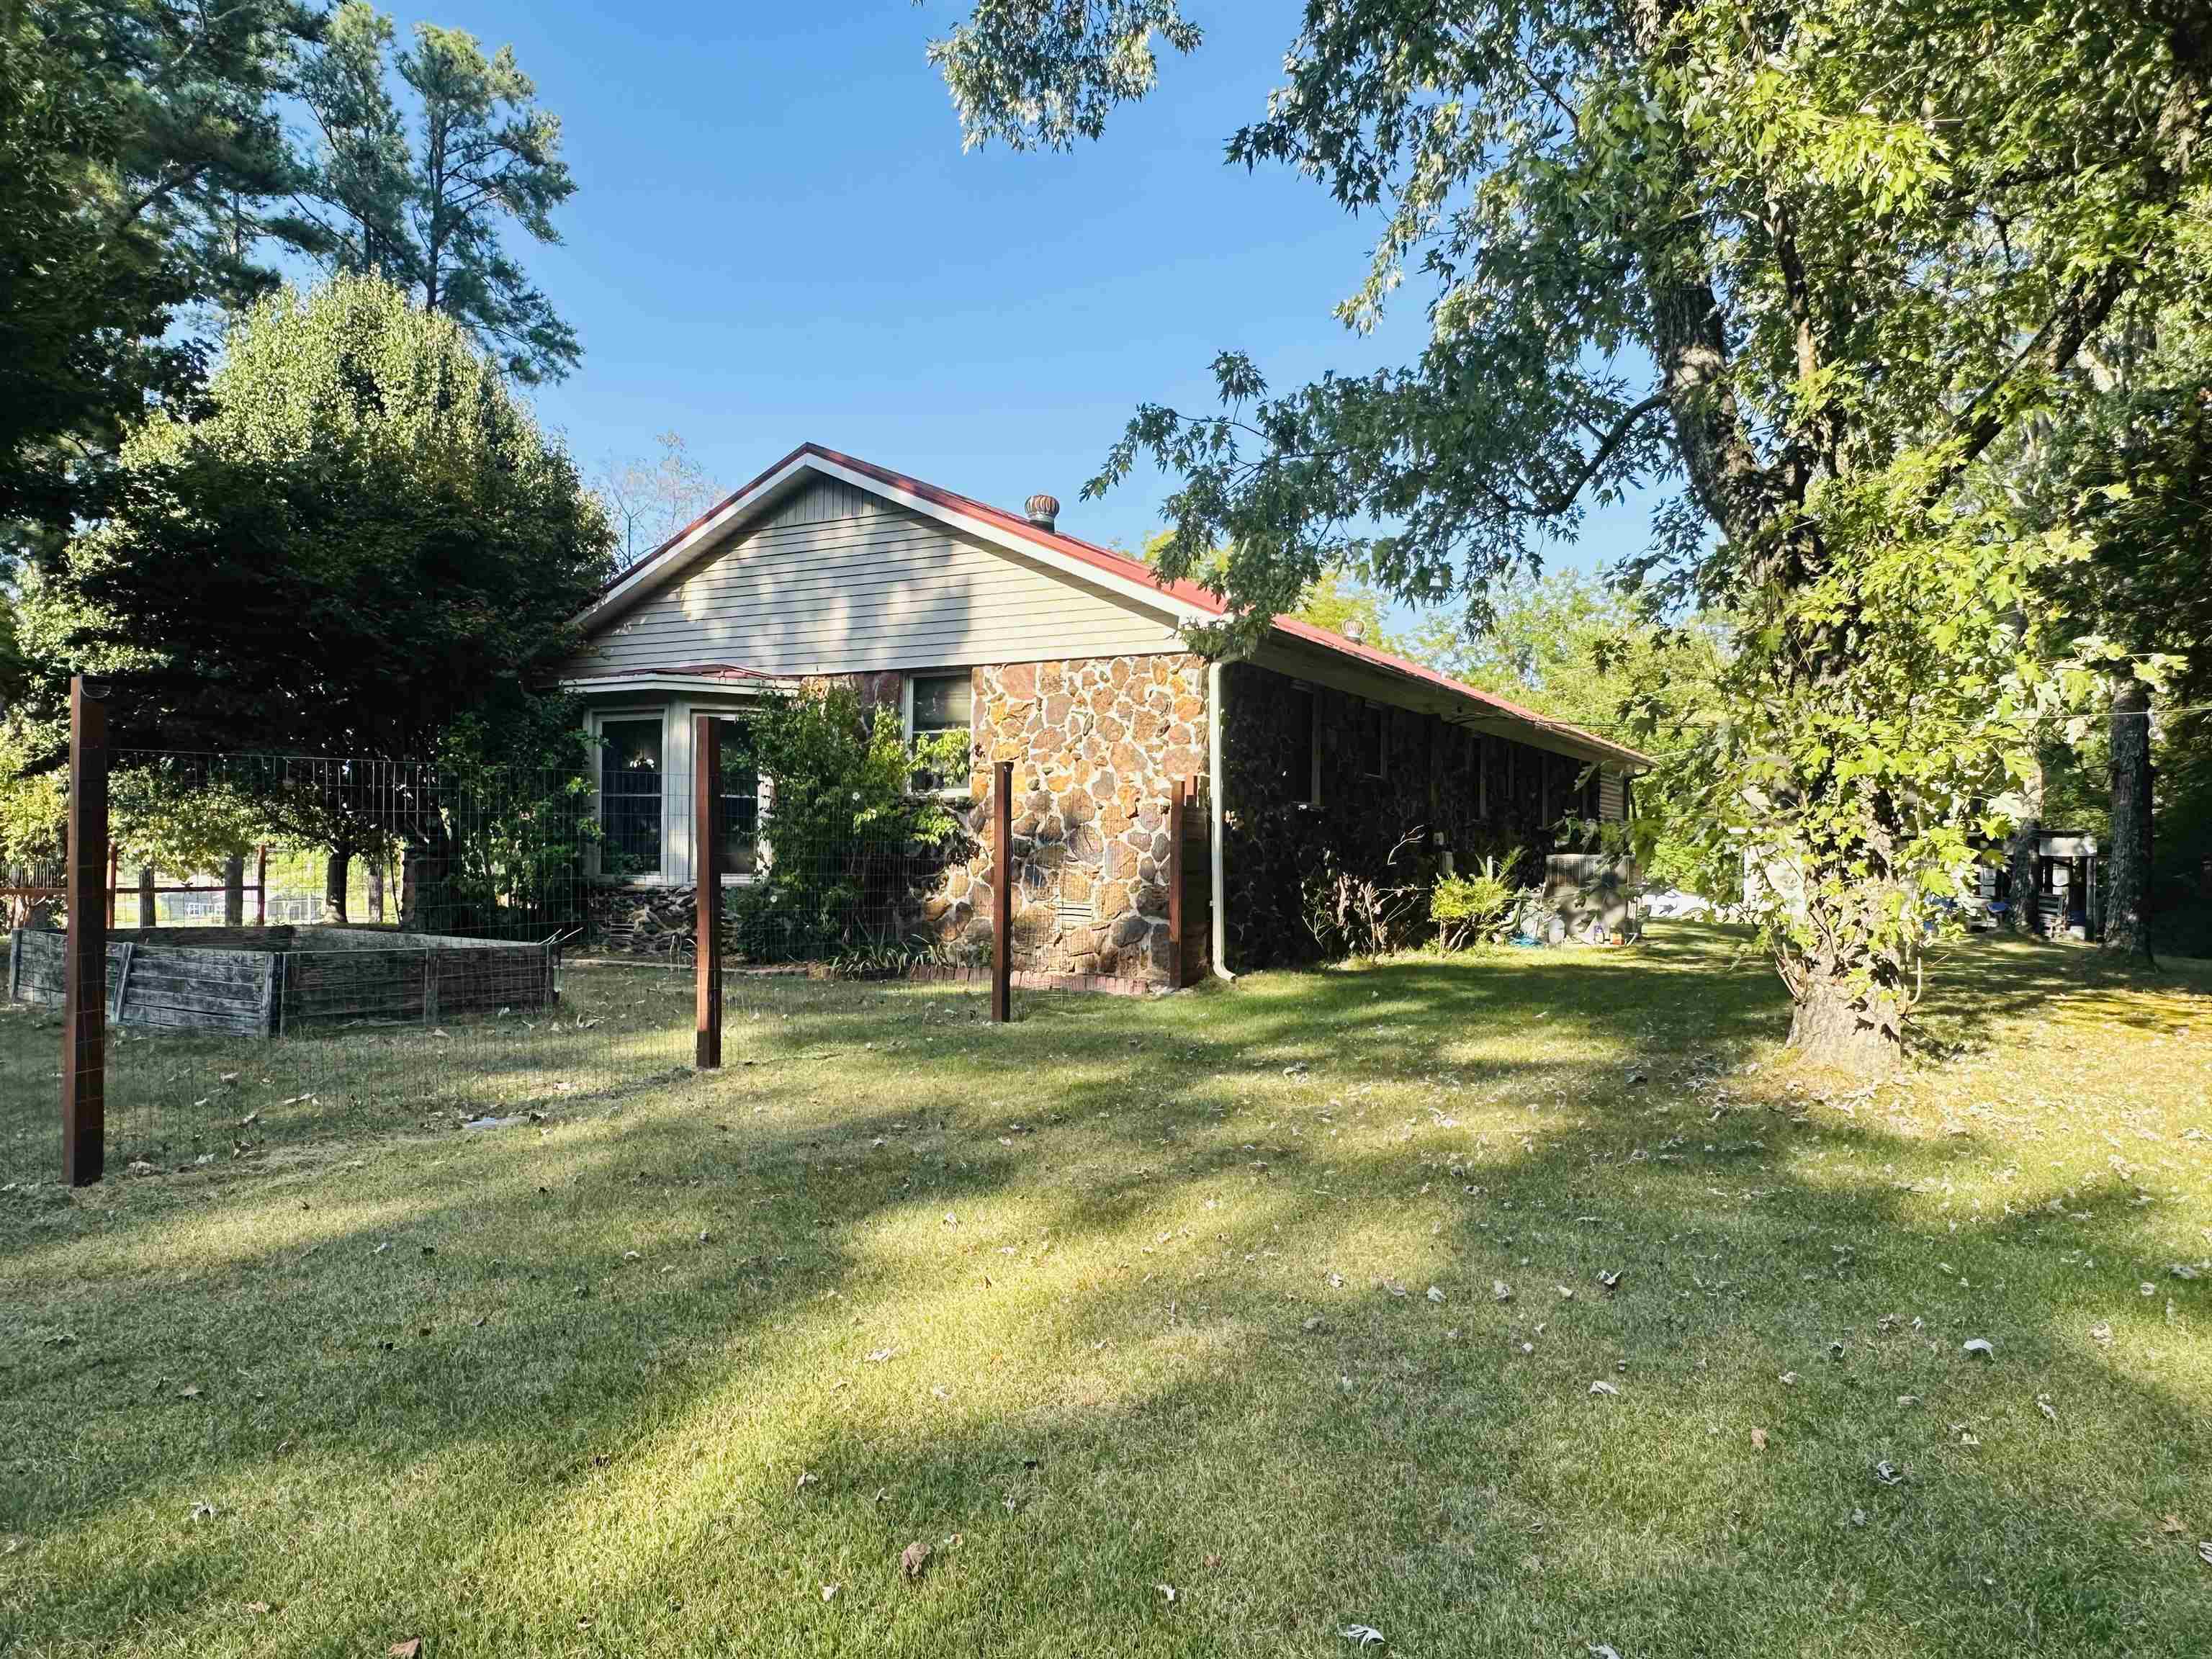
[902,963,1169,998]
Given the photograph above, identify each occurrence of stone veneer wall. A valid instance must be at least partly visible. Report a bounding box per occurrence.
[925,654,1208,983]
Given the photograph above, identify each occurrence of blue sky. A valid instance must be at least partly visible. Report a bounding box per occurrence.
[373,2,1656,592]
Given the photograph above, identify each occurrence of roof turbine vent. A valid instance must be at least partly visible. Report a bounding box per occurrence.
[1024,493,1061,532]
[1344,617,1367,644]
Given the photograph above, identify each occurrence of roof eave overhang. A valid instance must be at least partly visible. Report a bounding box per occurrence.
[560,672,791,697]
[1251,631,1651,773]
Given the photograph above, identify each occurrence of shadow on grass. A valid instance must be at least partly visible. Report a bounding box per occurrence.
[2,924,2207,1656]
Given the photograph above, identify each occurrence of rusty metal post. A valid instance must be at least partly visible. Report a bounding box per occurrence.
[991,759,1012,1022]
[1166,778,1186,989]
[694,714,721,1069]
[254,844,268,925]
[62,676,108,1185]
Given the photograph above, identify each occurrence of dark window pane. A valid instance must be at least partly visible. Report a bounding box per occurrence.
[599,717,663,876]
[912,673,971,732]
[1290,690,1315,803]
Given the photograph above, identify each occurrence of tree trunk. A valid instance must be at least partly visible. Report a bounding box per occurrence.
[222,855,245,926]
[323,848,351,924]
[1788,972,1905,1074]
[402,827,454,932]
[2004,750,2045,937]
[2103,673,2154,957]
[366,858,385,922]
[136,865,156,929]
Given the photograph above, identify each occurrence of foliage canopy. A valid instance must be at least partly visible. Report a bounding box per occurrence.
[930,0,2212,1069]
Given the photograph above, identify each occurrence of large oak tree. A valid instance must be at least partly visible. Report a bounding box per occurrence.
[926,0,2212,1070]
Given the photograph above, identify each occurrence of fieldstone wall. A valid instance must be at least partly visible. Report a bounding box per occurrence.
[1220,660,1604,968]
[926,654,1208,983]
[588,884,700,958]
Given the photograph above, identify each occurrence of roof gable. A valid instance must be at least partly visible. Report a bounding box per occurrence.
[577,444,1216,636]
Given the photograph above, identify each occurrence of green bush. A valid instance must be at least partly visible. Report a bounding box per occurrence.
[728,683,973,963]
[1432,850,1524,950]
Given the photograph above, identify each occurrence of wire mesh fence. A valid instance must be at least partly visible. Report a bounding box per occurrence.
[4,732,995,1183]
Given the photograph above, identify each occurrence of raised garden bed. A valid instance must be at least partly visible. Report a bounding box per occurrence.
[8,925,556,1037]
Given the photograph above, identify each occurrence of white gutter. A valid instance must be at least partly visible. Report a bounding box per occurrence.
[1207,659,1233,981]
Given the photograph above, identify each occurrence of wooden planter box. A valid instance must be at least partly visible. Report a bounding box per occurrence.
[8,925,555,1037]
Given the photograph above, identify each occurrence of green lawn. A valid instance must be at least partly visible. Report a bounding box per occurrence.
[3,923,2209,1658]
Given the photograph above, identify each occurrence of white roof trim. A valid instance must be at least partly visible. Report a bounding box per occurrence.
[573,451,1214,634]
[560,673,785,696]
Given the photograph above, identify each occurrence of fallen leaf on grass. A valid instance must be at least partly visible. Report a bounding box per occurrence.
[1588,1380,1620,1397]
[1156,1583,1177,1604]
[2036,1395,2059,1423]
[2158,1515,2184,1534]
[1426,1286,1445,1304]
[901,1539,931,1578]
[1750,1428,1768,1450]
[1963,1339,1995,1358]
[820,1583,839,1602]
[388,1642,421,1658]
[1493,1280,1512,1303]
[1341,1624,1385,1647]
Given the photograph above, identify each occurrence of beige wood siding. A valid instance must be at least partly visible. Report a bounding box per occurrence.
[570,480,1182,678]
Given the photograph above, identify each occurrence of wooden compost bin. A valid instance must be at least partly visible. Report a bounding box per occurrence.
[9,925,555,1036]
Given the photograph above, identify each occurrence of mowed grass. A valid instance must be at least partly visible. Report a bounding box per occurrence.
[2,923,2209,1658]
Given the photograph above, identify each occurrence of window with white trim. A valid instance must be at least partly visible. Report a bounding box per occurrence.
[597,716,665,878]
[907,671,974,793]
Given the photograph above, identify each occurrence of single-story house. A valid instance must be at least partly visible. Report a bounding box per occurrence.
[562,443,1651,985]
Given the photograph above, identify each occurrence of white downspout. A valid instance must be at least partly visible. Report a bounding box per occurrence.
[1207,659,1233,981]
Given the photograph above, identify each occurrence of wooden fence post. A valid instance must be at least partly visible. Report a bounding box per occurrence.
[254,845,267,925]
[62,675,108,1186]
[1166,778,1186,989]
[992,759,1012,1023]
[694,714,721,1069]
